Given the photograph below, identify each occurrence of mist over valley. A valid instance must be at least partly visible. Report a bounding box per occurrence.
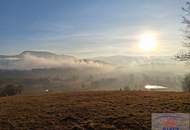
[0,51,187,94]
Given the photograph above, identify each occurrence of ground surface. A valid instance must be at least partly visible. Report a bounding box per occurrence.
[0,91,189,130]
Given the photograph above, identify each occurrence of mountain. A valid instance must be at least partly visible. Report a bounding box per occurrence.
[19,51,58,58]
[0,51,75,59]
[0,51,186,72]
[19,51,78,60]
[0,51,111,70]
[93,55,180,66]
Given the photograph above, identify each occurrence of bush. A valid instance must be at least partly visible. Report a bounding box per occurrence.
[182,74,190,92]
[0,84,23,97]
[124,86,131,91]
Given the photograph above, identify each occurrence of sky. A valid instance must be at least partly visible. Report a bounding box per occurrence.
[0,0,187,58]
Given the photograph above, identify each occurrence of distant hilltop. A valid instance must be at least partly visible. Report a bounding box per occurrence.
[0,51,112,70]
[0,50,186,70]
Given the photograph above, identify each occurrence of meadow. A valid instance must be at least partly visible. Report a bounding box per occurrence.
[0,91,189,130]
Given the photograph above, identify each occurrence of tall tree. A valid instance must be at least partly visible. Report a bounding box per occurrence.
[176,2,190,63]
[177,2,190,92]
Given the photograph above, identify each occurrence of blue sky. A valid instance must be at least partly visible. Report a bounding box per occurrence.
[0,0,186,57]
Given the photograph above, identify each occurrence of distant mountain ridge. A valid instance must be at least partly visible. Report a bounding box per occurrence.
[0,51,75,59]
[0,51,185,70]
[0,51,111,70]
[20,51,57,57]
[93,55,180,66]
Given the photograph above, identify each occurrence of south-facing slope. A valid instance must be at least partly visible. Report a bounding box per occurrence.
[0,91,189,130]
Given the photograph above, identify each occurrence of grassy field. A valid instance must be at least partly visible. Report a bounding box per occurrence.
[0,91,189,130]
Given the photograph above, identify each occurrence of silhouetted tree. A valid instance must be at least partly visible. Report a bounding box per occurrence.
[0,84,23,97]
[176,2,190,62]
[176,2,190,92]
[182,74,190,92]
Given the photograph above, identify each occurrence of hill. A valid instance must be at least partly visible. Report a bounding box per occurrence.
[0,51,111,70]
[93,55,179,65]
[0,91,189,130]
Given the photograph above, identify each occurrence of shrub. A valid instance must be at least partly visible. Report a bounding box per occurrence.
[182,74,190,92]
[0,84,23,97]
[124,86,131,91]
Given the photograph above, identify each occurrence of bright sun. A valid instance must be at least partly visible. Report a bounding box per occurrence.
[139,33,157,51]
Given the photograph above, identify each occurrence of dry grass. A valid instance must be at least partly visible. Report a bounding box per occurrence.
[0,91,189,130]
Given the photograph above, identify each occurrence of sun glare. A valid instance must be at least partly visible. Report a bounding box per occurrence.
[139,33,157,51]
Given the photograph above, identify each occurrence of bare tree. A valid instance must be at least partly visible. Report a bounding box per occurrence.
[176,2,190,63]
[176,2,190,92]
[182,73,190,92]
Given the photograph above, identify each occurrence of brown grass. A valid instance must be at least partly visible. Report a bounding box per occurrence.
[0,91,189,130]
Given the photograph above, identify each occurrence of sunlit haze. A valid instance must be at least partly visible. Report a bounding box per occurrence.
[139,32,157,51]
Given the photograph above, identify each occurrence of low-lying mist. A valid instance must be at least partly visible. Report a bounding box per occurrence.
[0,51,188,94]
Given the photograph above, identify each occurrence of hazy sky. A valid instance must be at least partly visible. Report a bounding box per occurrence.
[0,0,186,57]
